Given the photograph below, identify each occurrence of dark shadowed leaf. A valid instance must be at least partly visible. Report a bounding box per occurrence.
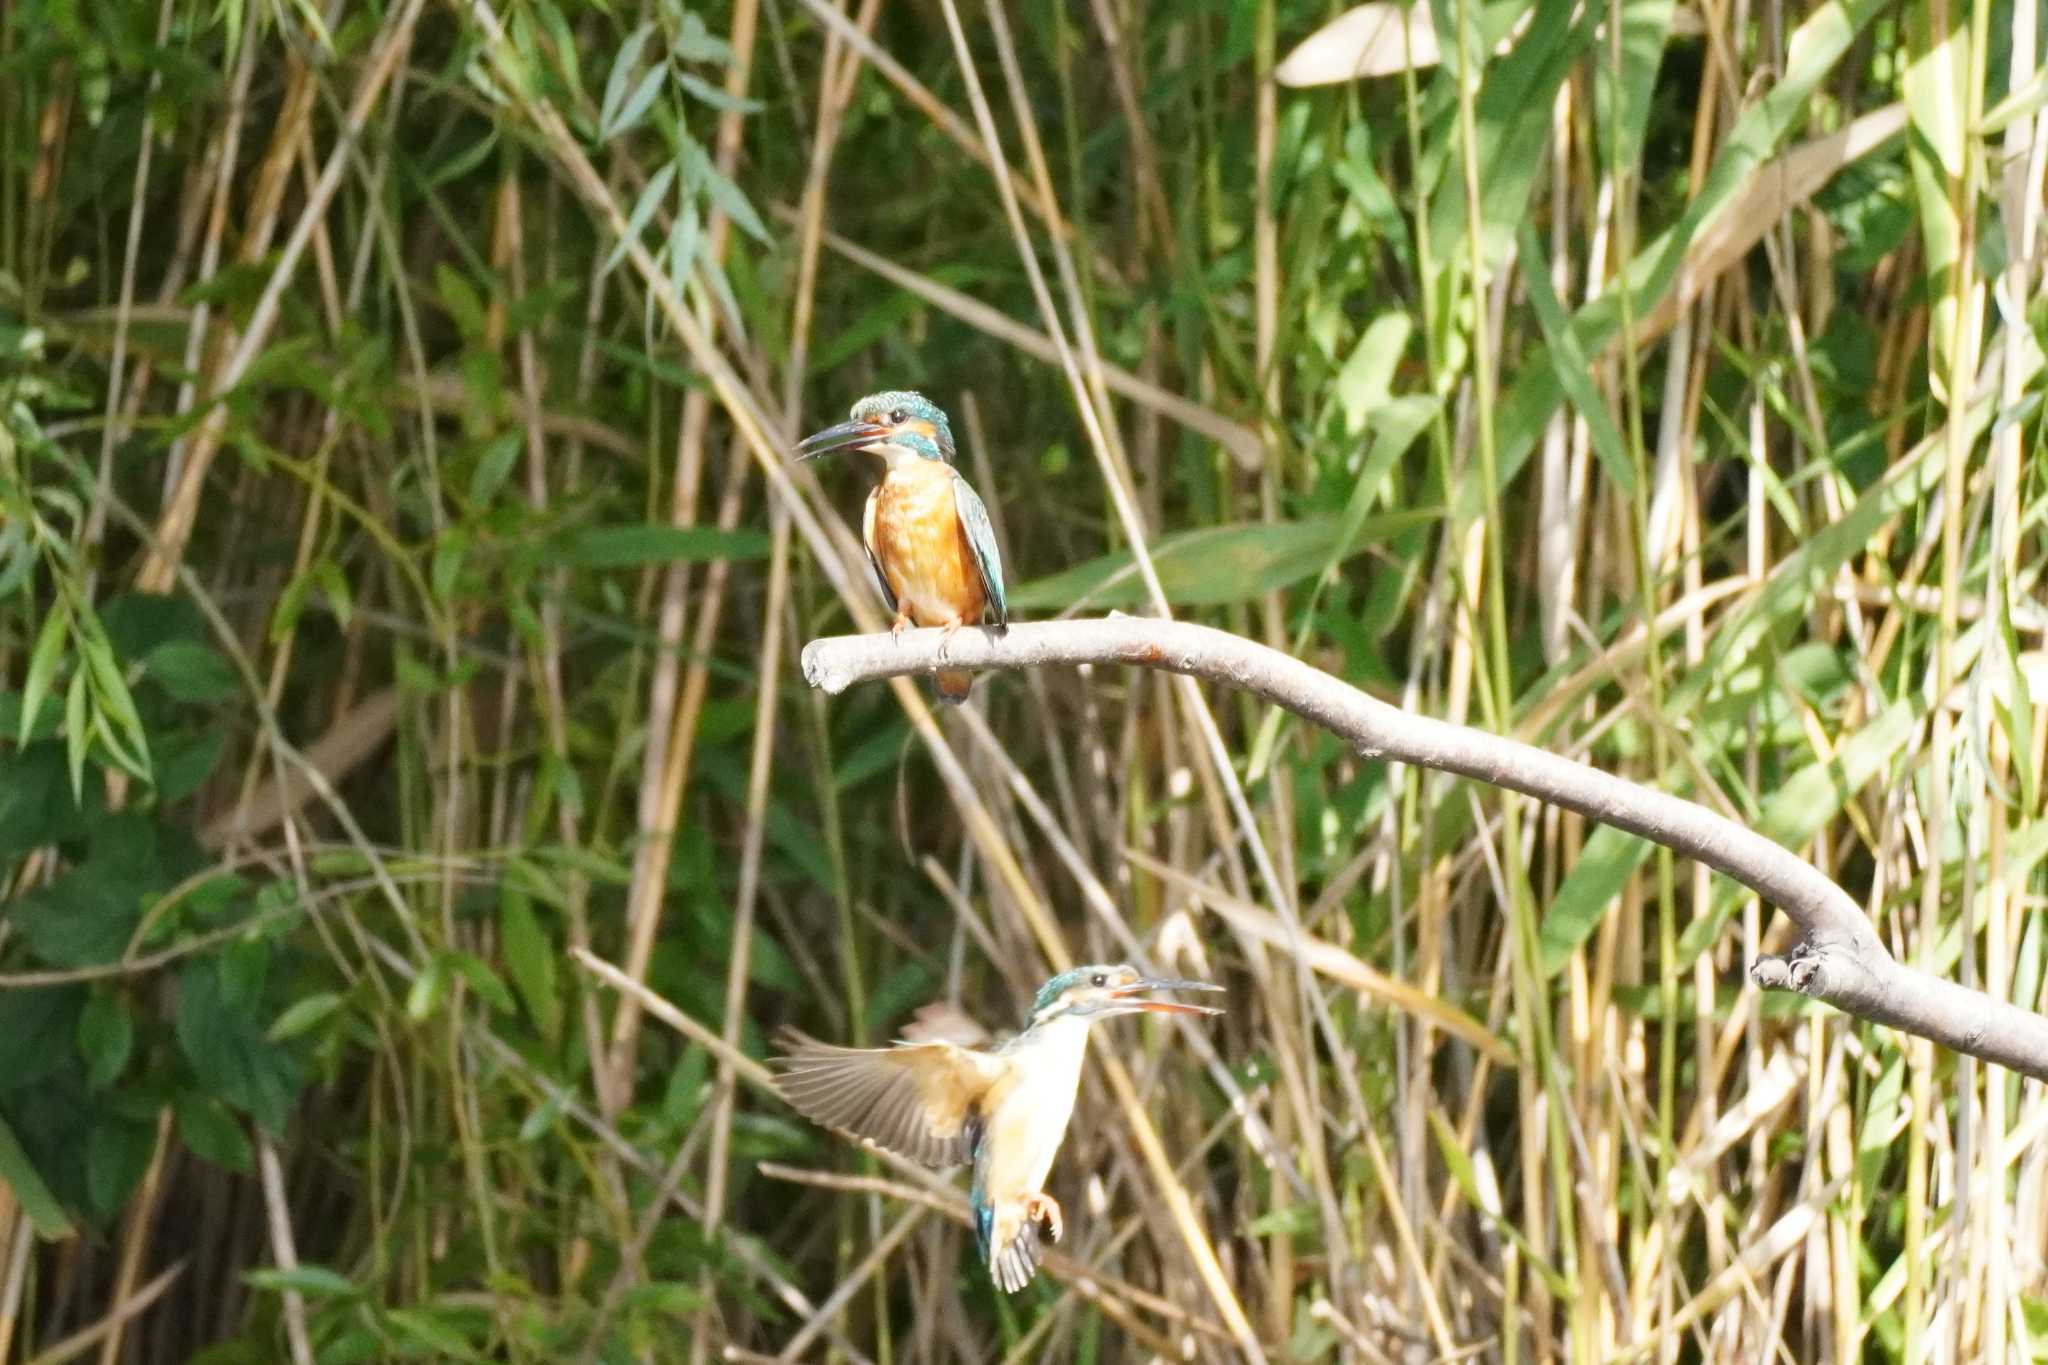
[0,742,92,860]
[0,1112,72,1238]
[0,989,83,1094]
[500,887,560,1043]
[78,992,134,1090]
[86,1113,155,1217]
[542,524,769,568]
[175,961,303,1135]
[175,1092,252,1172]
[143,640,240,703]
[153,728,227,802]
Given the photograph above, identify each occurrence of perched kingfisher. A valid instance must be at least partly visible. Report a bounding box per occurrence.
[797,391,1007,704]
[774,964,1222,1292]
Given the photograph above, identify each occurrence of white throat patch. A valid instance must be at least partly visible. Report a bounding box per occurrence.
[872,440,934,474]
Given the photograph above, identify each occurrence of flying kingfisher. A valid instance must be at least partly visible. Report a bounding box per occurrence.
[774,964,1223,1292]
[797,391,1007,704]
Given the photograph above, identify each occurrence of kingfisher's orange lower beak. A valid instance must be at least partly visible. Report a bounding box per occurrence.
[1113,977,1225,1016]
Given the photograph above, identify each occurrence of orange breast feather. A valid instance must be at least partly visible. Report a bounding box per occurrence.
[871,465,987,628]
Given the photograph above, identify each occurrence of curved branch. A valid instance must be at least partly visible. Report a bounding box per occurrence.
[802,616,2048,1081]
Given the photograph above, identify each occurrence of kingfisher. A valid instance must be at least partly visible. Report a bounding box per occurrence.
[774,964,1222,1292]
[796,391,1007,704]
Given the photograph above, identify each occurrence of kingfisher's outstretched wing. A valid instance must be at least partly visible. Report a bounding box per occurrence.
[774,1034,1008,1168]
[951,476,1007,628]
[860,487,898,616]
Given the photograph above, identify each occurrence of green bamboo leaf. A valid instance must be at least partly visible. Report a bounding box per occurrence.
[446,951,516,1015]
[1491,0,1894,493]
[1008,513,1435,612]
[407,957,448,1022]
[245,1264,361,1298]
[541,524,769,568]
[79,620,151,774]
[466,431,524,507]
[500,886,560,1043]
[1538,825,1651,976]
[665,199,701,309]
[1594,0,1677,176]
[1676,698,1919,966]
[311,557,353,629]
[1423,0,1588,278]
[1901,6,1967,401]
[671,10,733,62]
[518,1092,565,1143]
[435,264,485,339]
[1333,314,1412,435]
[1755,699,1918,849]
[676,71,759,113]
[603,65,667,143]
[599,22,656,137]
[19,598,69,746]
[1855,1057,1904,1193]
[384,1306,485,1357]
[682,134,768,245]
[600,161,677,278]
[427,130,501,188]
[1997,592,2037,810]
[432,528,471,602]
[267,992,345,1042]
[63,669,89,798]
[0,1112,73,1239]
[1668,437,1942,712]
[1517,225,1636,495]
[1428,1110,1569,1297]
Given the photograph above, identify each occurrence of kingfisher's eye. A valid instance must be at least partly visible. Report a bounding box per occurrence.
[1090,973,1107,987]
[890,409,907,425]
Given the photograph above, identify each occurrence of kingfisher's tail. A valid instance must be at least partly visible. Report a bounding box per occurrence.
[934,669,974,704]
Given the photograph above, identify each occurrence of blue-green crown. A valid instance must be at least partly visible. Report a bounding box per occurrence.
[1031,964,1119,1019]
[850,390,956,463]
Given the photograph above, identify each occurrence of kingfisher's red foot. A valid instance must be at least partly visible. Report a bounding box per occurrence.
[1023,1192,1063,1243]
[936,617,965,663]
[890,614,913,638]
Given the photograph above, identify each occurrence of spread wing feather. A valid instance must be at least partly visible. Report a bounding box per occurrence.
[951,477,1007,627]
[860,488,898,617]
[774,1034,1007,1169]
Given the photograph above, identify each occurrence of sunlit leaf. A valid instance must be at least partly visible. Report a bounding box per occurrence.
[1008,514,1434,611]
[598,22,656,138]
[19,598,69,746]
[245,1264,361,1298]
[1276,4,1443,84]
[600,160,677,278]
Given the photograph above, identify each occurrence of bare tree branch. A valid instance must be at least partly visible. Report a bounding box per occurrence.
[801,616,2048,1082]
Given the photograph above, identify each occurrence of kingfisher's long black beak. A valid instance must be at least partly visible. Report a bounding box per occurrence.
[1112,977,1225,1017]
[796,419,890,461]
